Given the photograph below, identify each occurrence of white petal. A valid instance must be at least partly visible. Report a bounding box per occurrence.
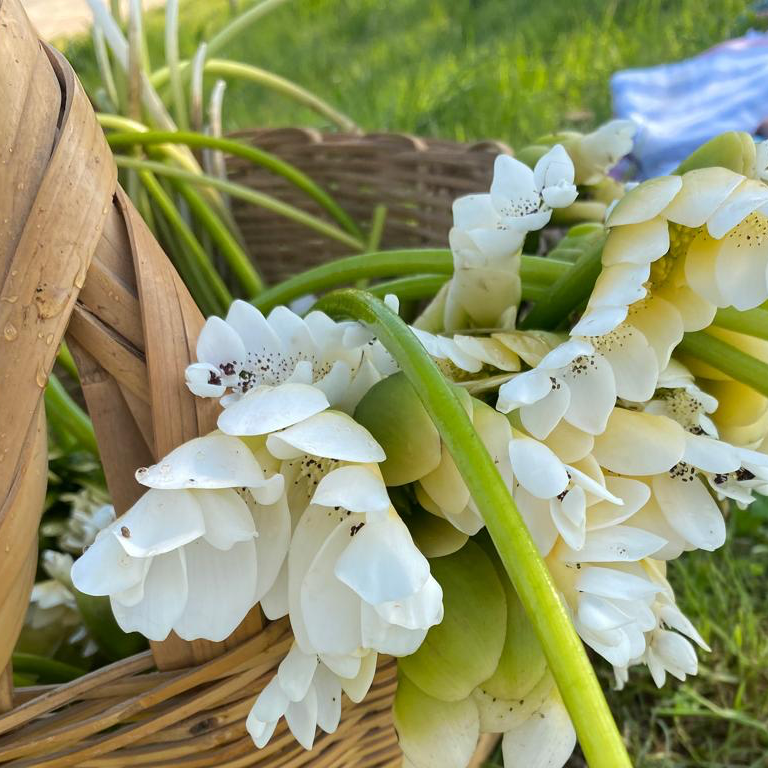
[588,263,650,309]
[335,512,430,603]
[559,525,667,563]
[587,478,650,531]
[185,363,226,398]
[534,144,575,190]
[707,179,768,239]
[453,193,501,231]
[550,486,586,550]
[592,409,685,475]
[714,219,768,310]
[196,316,245,370]
[71,530,148,597]
[173,538,257,641]
[602,216,670,266]
[374,574,444,630]
[245,712,277,749]
[509,439,568,499]
[592,325,658,402]
[626,296,684,370]
[113,489,205,558]
[253,675,290,723]
[260,561,289,620]
[491,155,538,213]
[279,643,320,703]
[683,434,740,473]
[684,233,728,307]
[225,300,281,359]
[419,445,470,517]
[218,384,329,436]
[652,473,725,551]
[578,594,633,632]
[361,603,428,656]
[314,360,353,406]
[314,664,343,733]
[570,305,628,337]
[267,411,385,463]
[664,167,745,228]
[543,420,594,463]
[542,181,578,209]
[312,464,390,517]
[515,486,559,557]
[340,651,378,703]
[561,353,616,435]
[196,489,256,550]
[251,494,292,603]
[268,306,316,362]
[319,653,361,679]
[301,520,364,656]
[501,691,576,768]
[576,565,660,601]
[453,335,521,372]
[606,176,683,227]
[497,370,553,412]
[110,550,187,641]
[539,339,594,369]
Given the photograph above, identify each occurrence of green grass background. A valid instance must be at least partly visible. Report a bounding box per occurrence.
[63,0,768,765]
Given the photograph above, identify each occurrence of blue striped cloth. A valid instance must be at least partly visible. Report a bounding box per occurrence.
[611,30,768,178]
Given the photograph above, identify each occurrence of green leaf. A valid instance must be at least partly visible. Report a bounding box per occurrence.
[394,674,480,768]
[482,557,548,702]
[408,511,468,558]
[398,540,506,701]
[674,131,756,175]
[354,372,442,486]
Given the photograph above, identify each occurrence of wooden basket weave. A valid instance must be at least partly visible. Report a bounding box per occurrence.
[0,0,504,764]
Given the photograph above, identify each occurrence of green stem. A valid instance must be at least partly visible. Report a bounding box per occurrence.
[678,331,768,398]
[550,200,608,225]
[174,181,264,297]
[11,653,86,684]
[316,289,630,768]
[151,58,358,133]
[105,130,362,239]
[367,204,388,252]
[139,170,231,315]
[368,275,449,302]
[56,342,80,381]
[520,232,606,329]
[712,307,768,342]
[44,374,98,456]
[115,156,364,252]
[252,249,570,312]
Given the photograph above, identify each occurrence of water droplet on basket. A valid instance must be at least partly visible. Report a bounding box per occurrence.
[1,295,18,304]
[45,334,54,346]
[3,323,17,341]
[36,366,48,388]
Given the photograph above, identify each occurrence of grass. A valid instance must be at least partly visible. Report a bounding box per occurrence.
[61,0,768,764]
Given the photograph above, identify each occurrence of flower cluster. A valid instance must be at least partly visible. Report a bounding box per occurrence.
[68,126,768,768]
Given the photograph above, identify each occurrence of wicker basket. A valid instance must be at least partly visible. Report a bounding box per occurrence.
[0,1,506,764]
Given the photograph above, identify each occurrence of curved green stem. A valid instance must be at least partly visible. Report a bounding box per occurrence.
[678,331,768,398]
[11,653,86,684]
[151,58,358,133]
[139,170,231,315]
[174,181,264,297]
[368,275,449,302]
[44,374,98,456]
[713,307,768,342]
[115,156,364,252]
[252,249,570,312]
[316,289,630,768]
[104,130,362,239]
[520,231,606,329]
[550,200,608,225]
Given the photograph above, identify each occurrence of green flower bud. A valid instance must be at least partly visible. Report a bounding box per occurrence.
[675,131,756,175]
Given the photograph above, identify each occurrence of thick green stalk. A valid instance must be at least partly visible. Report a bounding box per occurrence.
[151,58,358,133]
[520,232,606,329]
[105,130,362,239]
[139,170,231,315]
[252,249,570,312]
[173,182,264,297]
[115,156,364,252]
[44,374,98,456]
[550,200,607,225]
[678,331,768,398]
[368,275,449,302]
[316,289,630,768]
[56,342,80,381]
[712,307,768,342]
[164,0,188,129]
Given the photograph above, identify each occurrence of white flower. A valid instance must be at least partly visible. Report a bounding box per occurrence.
[411,327,521,375]
[71,434,288,642]
[575,119,636,185]
[497,339,616,437]
[27,552,78,631]
[575,167,768,342]
[51,488,115,554]
[185,300,394,413]
[246,645,378,750]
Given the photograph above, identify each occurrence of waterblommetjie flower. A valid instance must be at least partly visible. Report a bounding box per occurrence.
[71,433,288,641]
[573,166,768,342]
[186,300,394,412]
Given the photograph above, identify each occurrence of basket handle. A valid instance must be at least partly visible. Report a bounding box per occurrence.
[0,0,260,707]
